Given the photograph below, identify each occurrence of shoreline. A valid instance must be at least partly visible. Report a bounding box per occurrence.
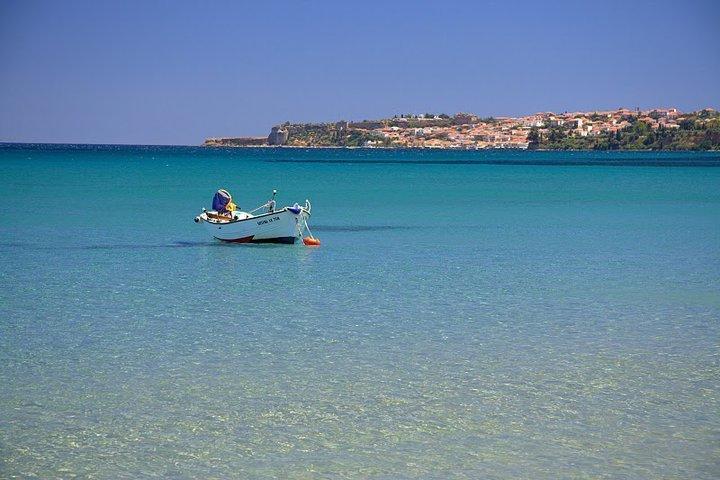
[2,142,720,153]
[198,144,720,152]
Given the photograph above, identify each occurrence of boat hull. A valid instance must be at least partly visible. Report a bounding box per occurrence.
[199,208,308,244]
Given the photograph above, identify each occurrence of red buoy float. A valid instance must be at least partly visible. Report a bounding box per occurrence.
[303,236,321,246]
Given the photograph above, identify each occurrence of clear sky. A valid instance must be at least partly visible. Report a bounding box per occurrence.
[1,0,719,145]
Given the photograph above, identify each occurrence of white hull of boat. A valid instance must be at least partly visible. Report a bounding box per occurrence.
[196,207,309,244]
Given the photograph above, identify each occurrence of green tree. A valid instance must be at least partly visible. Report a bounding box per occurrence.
[527,127,541,149]
[547,126,566,144]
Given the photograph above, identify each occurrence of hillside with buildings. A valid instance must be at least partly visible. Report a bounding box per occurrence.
[203,108,720,150]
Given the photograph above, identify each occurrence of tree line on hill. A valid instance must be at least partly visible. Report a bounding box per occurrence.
[527,111,720,150]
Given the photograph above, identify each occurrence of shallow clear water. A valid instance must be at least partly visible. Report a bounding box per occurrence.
[1,145,719,478]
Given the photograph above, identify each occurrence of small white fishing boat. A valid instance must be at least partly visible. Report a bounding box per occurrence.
[194,189,317,245]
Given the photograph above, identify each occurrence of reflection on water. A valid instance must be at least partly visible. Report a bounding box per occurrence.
[313,225,419,232]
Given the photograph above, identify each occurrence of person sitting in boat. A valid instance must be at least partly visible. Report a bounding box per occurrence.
[212,189,237,219]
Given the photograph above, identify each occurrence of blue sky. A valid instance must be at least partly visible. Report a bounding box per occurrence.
[1,0,718,144]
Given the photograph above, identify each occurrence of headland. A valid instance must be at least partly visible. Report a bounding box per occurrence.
[203,108,720,150]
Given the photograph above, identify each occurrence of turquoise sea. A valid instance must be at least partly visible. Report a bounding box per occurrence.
[1,145,719,479]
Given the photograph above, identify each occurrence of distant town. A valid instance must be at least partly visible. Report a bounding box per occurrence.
[203,107,720,150]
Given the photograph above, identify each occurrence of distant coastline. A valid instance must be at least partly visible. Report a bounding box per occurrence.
[203,107,720,151]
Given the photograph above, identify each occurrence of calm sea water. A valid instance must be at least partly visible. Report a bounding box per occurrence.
[1,145,719,479]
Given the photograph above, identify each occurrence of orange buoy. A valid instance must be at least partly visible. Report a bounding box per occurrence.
[303,236,321,246]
